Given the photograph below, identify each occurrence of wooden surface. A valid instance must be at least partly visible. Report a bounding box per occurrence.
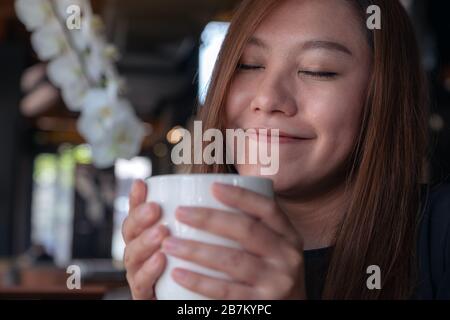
[0,285,108,300]
[0,263,128,300]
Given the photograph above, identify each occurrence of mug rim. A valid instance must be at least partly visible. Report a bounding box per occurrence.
[146,173,272,184]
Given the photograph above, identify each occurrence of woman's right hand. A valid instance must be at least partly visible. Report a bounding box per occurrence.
[122,180,170,300]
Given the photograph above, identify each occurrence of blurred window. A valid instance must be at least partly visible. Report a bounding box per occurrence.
[31,144,91,266]
[112,157,152,261]
[199,21,230,104]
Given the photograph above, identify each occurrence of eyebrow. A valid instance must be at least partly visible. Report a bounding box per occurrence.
[247,36,353,56]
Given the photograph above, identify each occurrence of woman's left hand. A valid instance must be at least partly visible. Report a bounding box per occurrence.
[161,183,306,300]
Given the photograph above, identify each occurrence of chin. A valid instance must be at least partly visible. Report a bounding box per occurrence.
[236,164,305,195]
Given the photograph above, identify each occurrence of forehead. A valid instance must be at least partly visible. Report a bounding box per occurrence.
[250,0,367,55]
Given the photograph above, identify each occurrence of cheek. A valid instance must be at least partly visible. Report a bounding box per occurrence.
[309,84,365,160]
[225,77,256,127]
[319,109,360,151]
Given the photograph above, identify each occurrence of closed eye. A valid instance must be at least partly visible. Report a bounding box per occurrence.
[237,64,264,71]
[236,64,338,79]
[299,71,338,79]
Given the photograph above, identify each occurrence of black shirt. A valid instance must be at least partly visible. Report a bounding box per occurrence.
[303,183,450,300]
[303,246,332,300]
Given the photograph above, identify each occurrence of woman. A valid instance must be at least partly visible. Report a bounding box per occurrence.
[122,0,450,299]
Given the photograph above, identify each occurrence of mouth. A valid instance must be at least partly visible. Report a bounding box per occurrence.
[244,128,315,144]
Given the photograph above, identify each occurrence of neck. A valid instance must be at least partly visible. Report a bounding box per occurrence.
[276,181,352,251]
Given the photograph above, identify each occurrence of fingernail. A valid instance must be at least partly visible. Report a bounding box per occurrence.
[176,207,191,218]
[162,237,182,252]
[176,207,201,222]
[173,268,189,279]
[144,228,162,245]
[212,183,232,194]
[149,252,161,264]
[132,179,143,194]
[139,203,153,218]
[131,181,138,193]
[212,182,224,190]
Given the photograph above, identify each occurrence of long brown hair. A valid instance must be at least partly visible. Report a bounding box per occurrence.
[192,0,429,299]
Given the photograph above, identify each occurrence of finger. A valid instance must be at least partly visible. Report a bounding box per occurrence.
[122,202,161,243]
[129,180,147,212]
[171,268,258,300]
[124,224,169,273]
[175,206,285,259]
[161,237,271,285]
[212,183,298,245]
[131,251,166,300]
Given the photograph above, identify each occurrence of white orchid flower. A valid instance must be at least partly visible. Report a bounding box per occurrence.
[61,79,89,111]
[77,89,117,143]
[69,27,91,52]
[89,113,145,169]
[16,0,146,167]
[47,52,84,88]
[81,15,119,84]
[84,35,114,83]
[31,19,68,61]
[47,52,90,111]
[15,0,53,31]
[77,89,138,141]
[77,89,145,168]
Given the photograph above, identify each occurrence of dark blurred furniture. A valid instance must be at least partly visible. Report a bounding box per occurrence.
[0,260,129,300]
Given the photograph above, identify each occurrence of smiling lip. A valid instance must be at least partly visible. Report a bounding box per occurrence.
[245,128,314,144]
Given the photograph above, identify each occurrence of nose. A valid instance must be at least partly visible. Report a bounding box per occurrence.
[250,71,298,117]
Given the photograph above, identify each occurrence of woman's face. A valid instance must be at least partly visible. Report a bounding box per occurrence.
[225,0,372,197]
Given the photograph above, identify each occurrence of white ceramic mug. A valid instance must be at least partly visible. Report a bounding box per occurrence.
[146,174,274,300]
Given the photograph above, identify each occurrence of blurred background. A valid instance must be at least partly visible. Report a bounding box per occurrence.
[0,0,449,299]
